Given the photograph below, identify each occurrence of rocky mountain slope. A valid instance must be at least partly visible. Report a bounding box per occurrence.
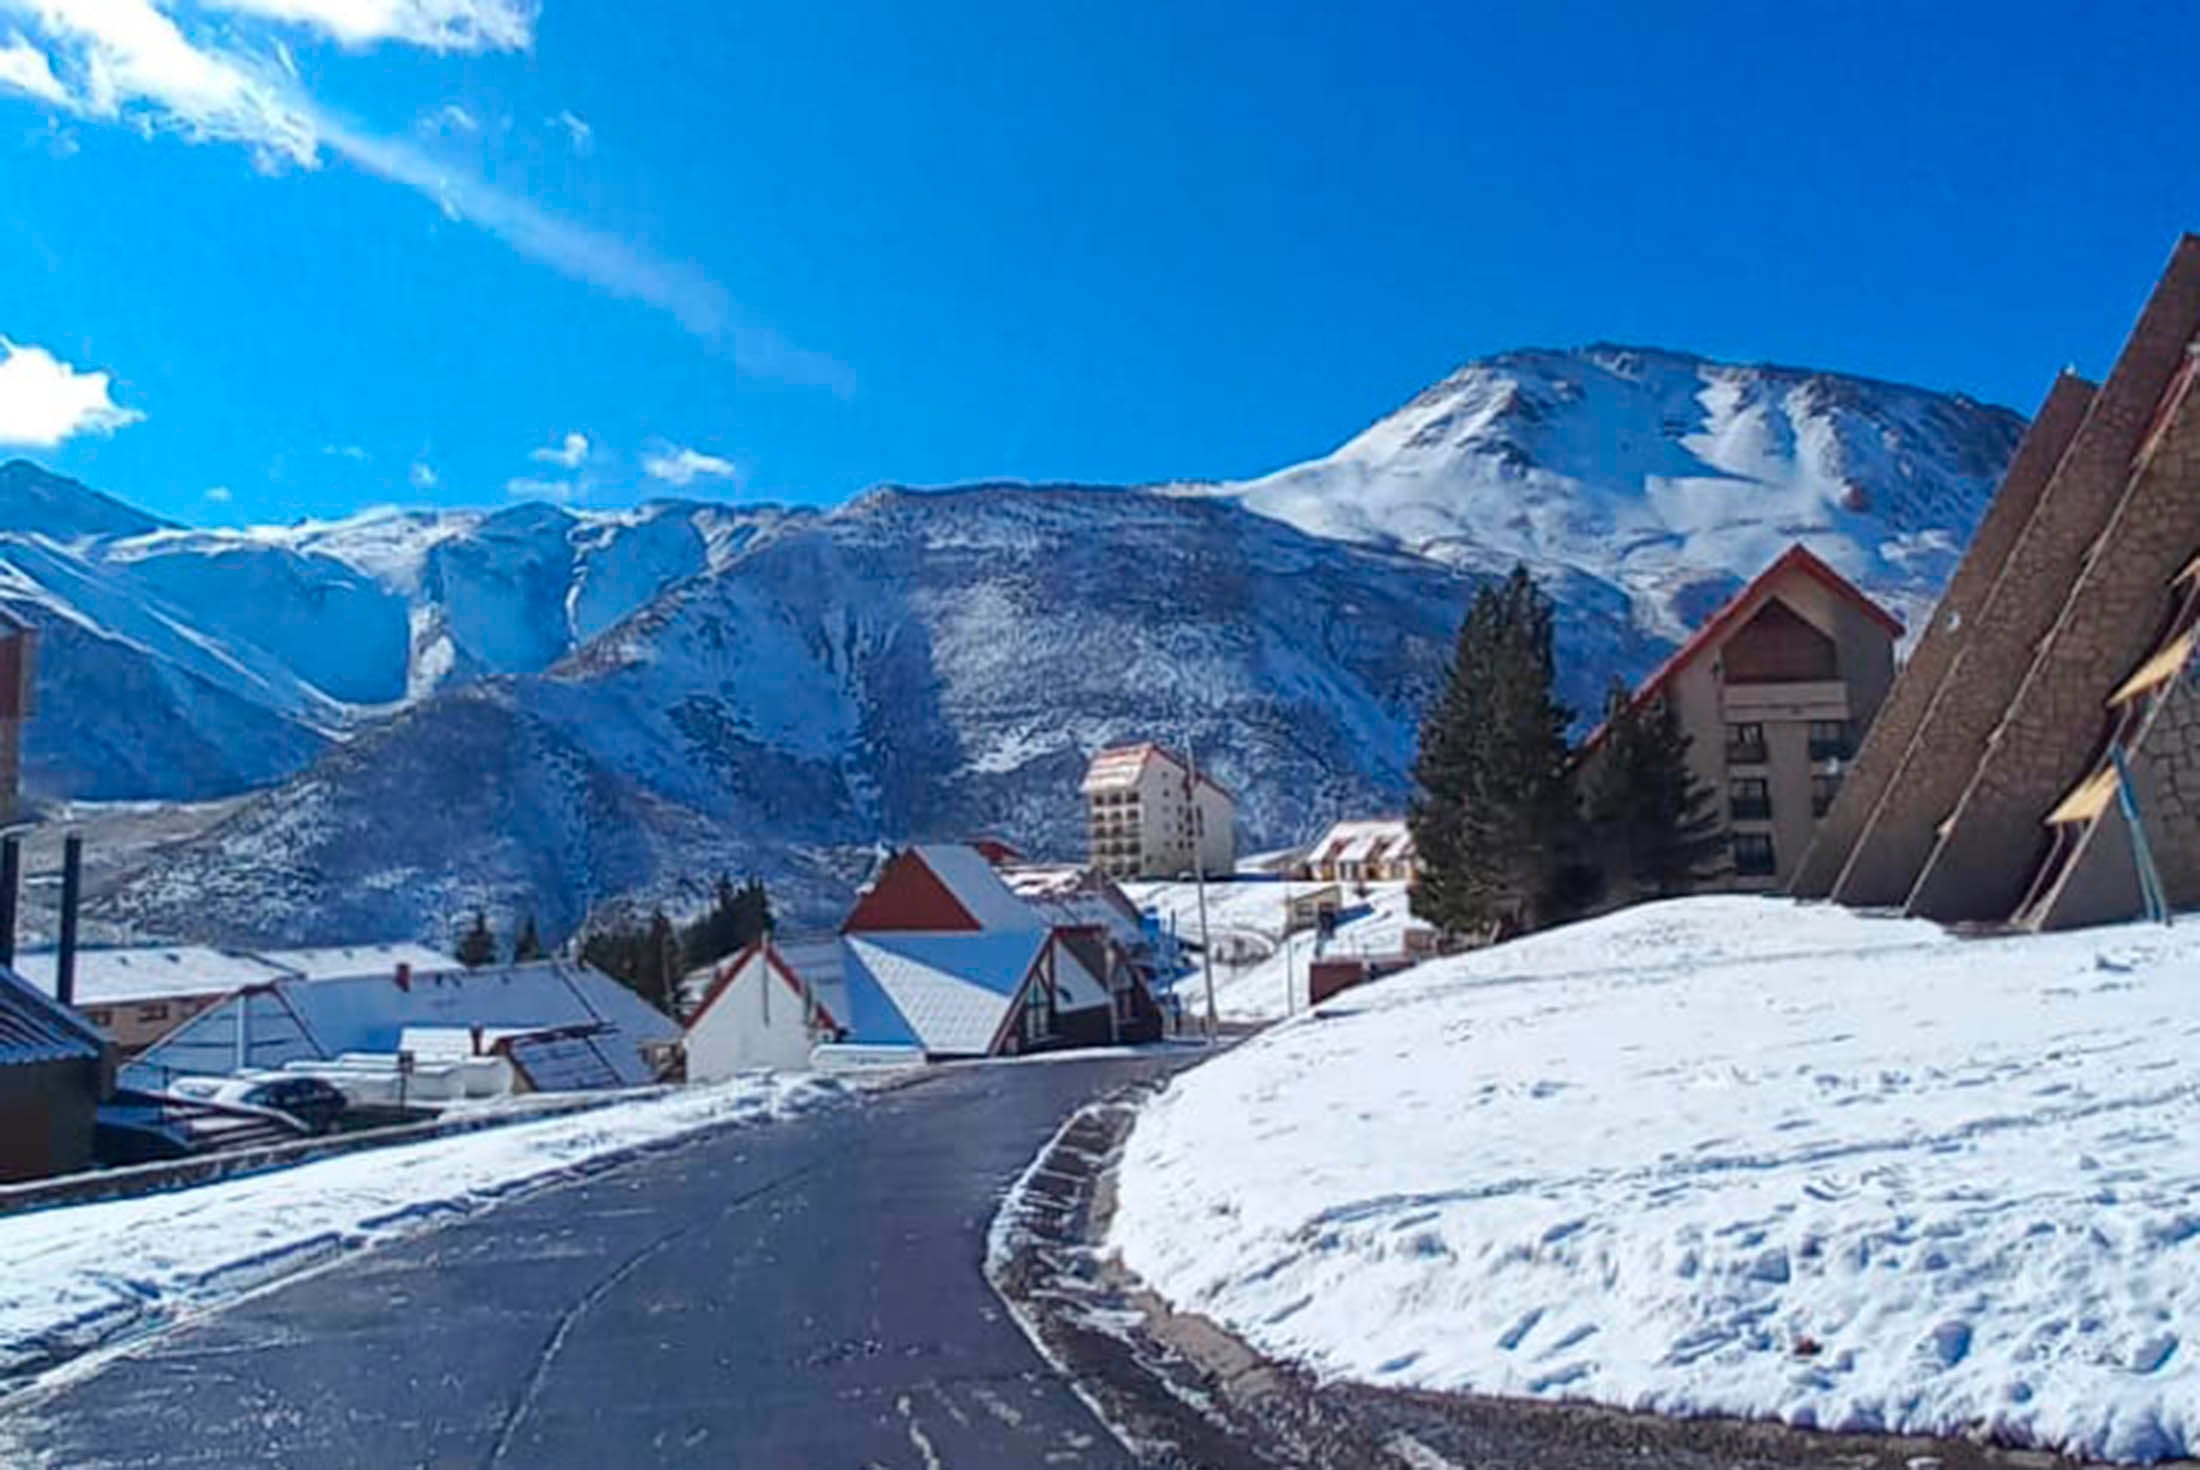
[96,485,1666,942]
[0,344,2024,943]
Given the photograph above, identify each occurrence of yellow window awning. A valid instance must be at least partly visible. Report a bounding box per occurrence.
[2110,628,2197,706]
[2046,763,2121,826]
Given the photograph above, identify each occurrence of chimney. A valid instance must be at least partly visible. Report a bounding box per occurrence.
[394,961,413,992]
[0,832,19,970]
[55,832,80,1008]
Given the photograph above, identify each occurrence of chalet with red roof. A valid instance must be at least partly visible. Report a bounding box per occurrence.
[1586,544,1900,890]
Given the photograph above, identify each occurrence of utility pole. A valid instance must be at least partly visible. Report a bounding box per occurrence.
[1183,728,1218,1042]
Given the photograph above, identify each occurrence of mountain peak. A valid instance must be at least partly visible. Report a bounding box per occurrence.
[1222,347,2027,641]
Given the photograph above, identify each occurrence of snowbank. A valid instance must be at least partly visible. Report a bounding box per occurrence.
[1110,896,2200,1463]
[0,1072,848,1383]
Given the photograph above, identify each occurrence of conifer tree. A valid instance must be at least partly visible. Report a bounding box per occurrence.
[511,913,547,964]
[1585,677,1726,899]
[1409,565,1575,935]
[642,908,682,1018]
[455,909,497,968]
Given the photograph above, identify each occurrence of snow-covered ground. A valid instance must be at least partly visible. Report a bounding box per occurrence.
[1110,897,2200,1463]
[1125,879,1428,1021]
[0,1072,847,1384]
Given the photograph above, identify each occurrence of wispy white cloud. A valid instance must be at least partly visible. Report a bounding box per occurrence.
[195,0,534,54]
[0,1,848,387]
[641,442,736,488]
[548,106,589,155]
[321,442,368,460]
[418,99,476,137]
[203,483,233,502]
[504,474,573,504]
[0,337,142,448]
[528,429,588,469]
[408,458,436,489]
[0,33,68,105]
[5,0,320,167]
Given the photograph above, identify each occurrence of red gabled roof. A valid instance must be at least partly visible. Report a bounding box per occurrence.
[1580,544,1902,754]
[684,940,842,1034]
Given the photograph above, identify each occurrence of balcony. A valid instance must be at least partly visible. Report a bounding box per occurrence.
[1722,679,1850,724]
[1729,793,1772,821]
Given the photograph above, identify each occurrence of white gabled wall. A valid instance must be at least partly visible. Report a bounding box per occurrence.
[684,950,818,1080]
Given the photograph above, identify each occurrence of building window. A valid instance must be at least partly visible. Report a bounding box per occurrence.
[1812,772,1843,818]
[1733,832,1777,877]
[136,1002,171,1023]
[1808,720,1853,762]
[1726,722,1768,765]
[1728,778,1772,821]
[1021,977,1051,1045]
[84,1007,112,1028]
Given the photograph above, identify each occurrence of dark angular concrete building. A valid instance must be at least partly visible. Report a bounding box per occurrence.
[1794,234,2200,928]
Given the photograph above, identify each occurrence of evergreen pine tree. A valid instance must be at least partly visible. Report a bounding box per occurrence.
[454,910,497,968]
[511,913,547,964]
[643,908,682,1018]
[1585,678,1726,899]
[679,874,776,972]
[1409,565,1575,936]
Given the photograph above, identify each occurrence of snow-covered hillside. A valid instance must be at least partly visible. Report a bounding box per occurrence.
[0,344,2024,942]
[1207,346,2026,640]
[0,461,797,797]
[1112,898,2200,1463]
[97,485,1664,943]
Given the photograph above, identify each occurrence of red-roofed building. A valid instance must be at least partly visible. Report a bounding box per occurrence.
[1584,544,1901,890]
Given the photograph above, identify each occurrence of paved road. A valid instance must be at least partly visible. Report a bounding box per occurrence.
[0,1054,1198,1469]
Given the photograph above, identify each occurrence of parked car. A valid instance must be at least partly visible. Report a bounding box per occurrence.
[168,1073,350,1134]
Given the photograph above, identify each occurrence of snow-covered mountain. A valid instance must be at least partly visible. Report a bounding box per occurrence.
[95,485,1666,942]
[1207,345,2025,640]
[0,344,2024,944]
[0,461,796,797]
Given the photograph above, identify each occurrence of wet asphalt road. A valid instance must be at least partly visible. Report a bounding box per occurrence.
[0,1053,1200,1469]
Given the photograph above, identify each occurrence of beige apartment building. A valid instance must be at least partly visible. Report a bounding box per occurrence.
[1588,545,1900,889]
[1082,742,1237,880]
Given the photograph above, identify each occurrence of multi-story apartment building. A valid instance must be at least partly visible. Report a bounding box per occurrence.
[1081,743,1236,880]
[1586,545,1900,890]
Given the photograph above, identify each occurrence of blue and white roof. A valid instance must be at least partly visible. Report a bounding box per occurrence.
[911,845,1047,933]
[0,964,102,1068]
[122,960,678,1090]
[842,929,1048,1056]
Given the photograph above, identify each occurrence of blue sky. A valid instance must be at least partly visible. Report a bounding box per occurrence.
[0,1,2196,526]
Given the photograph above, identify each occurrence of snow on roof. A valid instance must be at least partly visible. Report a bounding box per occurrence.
[14,946,294,1005]
[253,943,461,980]
[684,936,851,1035]
[1081,742,1233,801]
[1309,818,1414,868]
[843,930,1046,1056]
[912,844,1047,932]
[121,961,678,1090]
[0,964,102,1067]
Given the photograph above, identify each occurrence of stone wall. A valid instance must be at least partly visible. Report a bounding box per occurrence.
[1831,235,2200,912]
[2033,676,2200,929]
[1910,344,2200,921]
[1790,374,2093,897]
